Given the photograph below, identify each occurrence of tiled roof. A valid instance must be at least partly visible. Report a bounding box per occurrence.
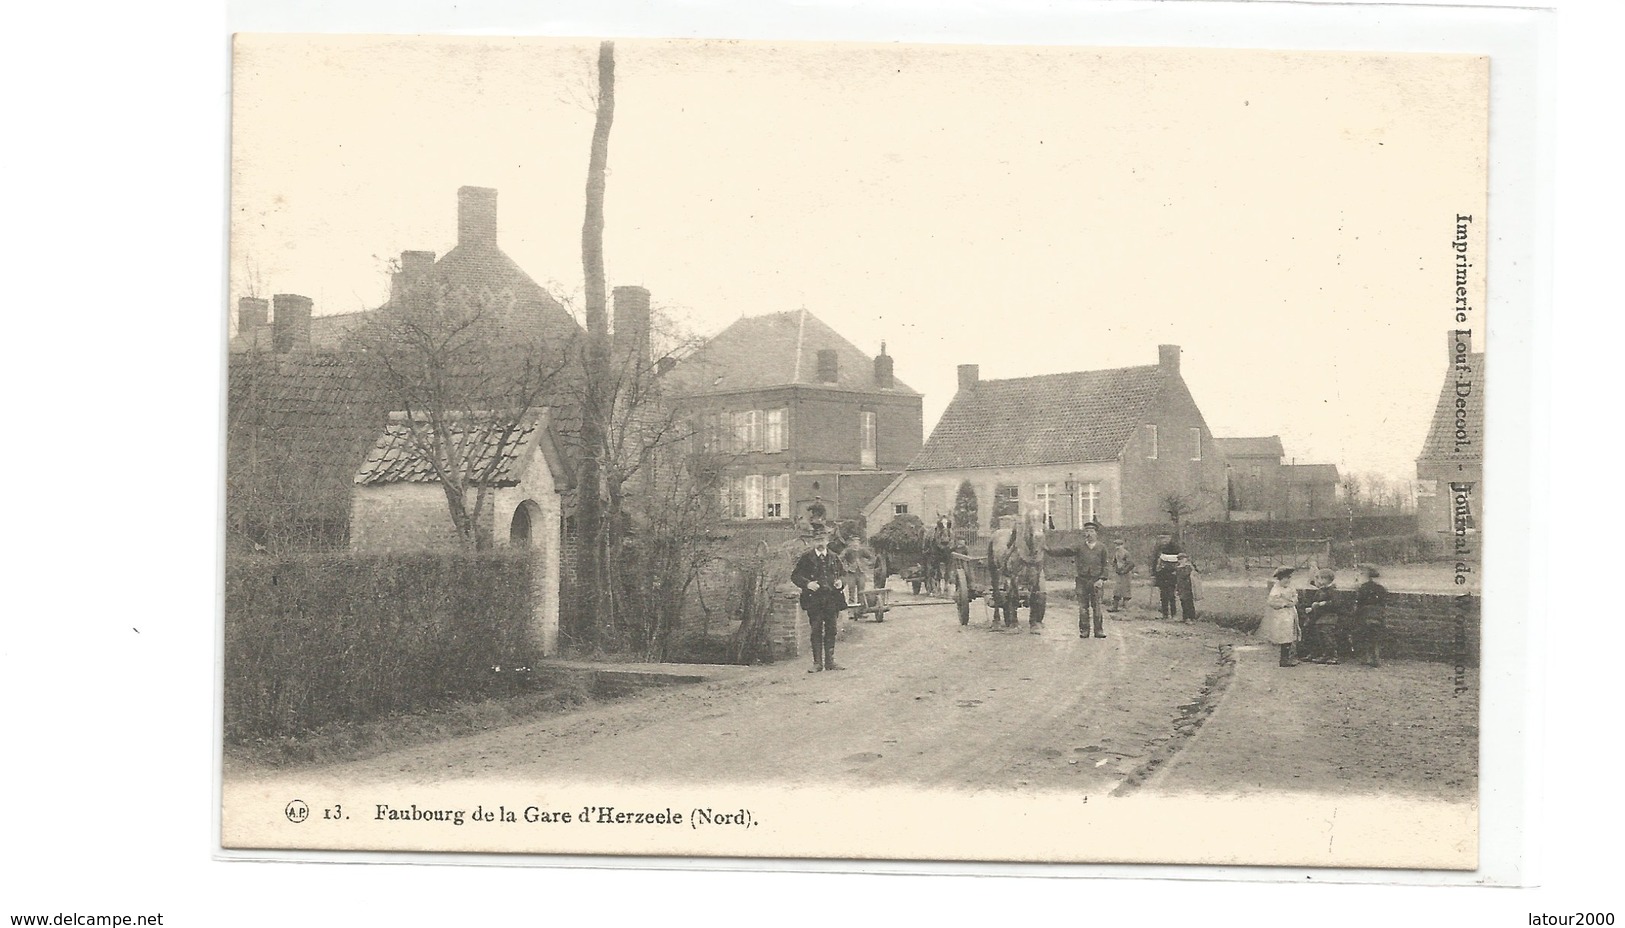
[1283,463,1340,484]
[909,365,1167,470]
[1213,436,1284,459]
[355,416,541,487]
[662,309,916,396]
[234,243,584,354]
[1418,352,1486,464]
[227,352,582,532]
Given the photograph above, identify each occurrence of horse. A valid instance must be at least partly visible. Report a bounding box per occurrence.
[989,508,1048,631]
[924,514,955,595]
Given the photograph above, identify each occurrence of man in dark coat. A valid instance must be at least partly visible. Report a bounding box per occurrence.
[792,527,848,672]
[1150,530,1184,620]
[1049,520,1110,638]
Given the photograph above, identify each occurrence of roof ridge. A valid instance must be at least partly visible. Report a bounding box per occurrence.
[972,363,1161,386]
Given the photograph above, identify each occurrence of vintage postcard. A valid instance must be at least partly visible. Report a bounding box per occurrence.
[221,34,1488,870]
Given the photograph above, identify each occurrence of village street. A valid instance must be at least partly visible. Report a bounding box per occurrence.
[224,595,1477,800]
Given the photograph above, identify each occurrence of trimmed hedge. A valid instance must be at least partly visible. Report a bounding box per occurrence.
[224,550,540,741]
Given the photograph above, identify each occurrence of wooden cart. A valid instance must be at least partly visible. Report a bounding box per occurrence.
[848,586,890,622]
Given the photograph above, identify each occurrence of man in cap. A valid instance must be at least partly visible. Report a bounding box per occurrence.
[792,526,848,672]
[1049,520,1110,638]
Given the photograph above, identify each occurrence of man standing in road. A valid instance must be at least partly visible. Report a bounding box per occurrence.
[1151,529,1184,620]
[1108,537,1135,613]
[1050,520,1110,639]
[792,527,848,672]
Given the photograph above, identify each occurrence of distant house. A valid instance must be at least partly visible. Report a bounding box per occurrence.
[863,346,1228,534]
[1214,436,1340,521]
[230,186,581,354]
[661,309,923,525]
[1415,330,1484,548]
[350,408,572,654]
[1282,463,1341,519]
[1214,436,1285,519]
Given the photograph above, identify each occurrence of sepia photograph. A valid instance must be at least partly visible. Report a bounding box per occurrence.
[220,33,1488,868]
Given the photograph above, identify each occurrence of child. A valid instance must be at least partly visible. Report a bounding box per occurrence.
[1109,538,1135,613]
[1353,565,1388,667]
[1174,553,1199,622]
[1300,569,1339,663]
[1261,567,1300,667]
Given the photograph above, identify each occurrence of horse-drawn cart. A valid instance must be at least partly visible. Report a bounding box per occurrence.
[949,515,1049,629]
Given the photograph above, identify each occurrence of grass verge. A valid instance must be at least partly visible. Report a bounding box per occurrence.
[223,676,597,770]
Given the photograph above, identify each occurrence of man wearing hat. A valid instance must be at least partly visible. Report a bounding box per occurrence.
[1049,520,1110,638]
[792,526,848,672]
[1150,530,1185,620]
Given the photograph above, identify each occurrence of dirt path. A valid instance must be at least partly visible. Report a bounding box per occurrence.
[229,599,1237,794]
[1153,644,1479,798]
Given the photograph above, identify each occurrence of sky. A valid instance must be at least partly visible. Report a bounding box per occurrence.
[231,36,1488,484]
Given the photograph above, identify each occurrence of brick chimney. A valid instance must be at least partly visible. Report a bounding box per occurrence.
[874,341,895,389]
[957,363,979,391]
[398,250,436,306]
[272,293,313,353]
[1449,329,1472,367]
[1158,344,1181,375]
[612,286,652,366]
[237,297,268,336]
[457,186,498,249]
[817,348,839,383]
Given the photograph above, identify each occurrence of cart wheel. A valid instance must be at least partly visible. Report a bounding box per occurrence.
[1030,590,1047,624]
[955,568,971,624]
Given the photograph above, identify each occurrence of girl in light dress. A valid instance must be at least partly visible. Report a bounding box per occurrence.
[1260,566,1301,667]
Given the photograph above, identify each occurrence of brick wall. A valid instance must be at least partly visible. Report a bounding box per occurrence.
[349,483,464,552]
[1118,375,1229,525]
[1190,583,1480,665]
[792,389,921,470]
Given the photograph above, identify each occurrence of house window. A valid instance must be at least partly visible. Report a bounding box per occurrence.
[764,474,789,518]
[1075,482,1100,525]
[764,407,788,453]
[733,410,761,453]
[860,410,877,468]
[1035,483,1056,524]
[894,503,910,516]
[744,474,764,519]
[993,484,1021,524]
[1145,425,1158,460]
[1190,428,1202,461]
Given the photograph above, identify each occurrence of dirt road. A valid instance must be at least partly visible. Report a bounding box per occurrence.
[231,599,1235,793]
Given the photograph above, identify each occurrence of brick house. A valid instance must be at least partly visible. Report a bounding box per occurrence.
[230,186,580,354]
[1214,436,1285,519]
[1415,330,1484,550]
[1282,463,1341,519]
[350,408,573,654]
[1215,436,1341,521]
[660,309,923,526]
[863,346,1228,534]
[225,186,609,559]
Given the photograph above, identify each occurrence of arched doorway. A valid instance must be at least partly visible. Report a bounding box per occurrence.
[510,500,536,547]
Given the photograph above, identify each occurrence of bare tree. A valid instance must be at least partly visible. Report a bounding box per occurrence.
[351,279,573,550]
[1161,490,1205,537]
[577,39,617,640]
